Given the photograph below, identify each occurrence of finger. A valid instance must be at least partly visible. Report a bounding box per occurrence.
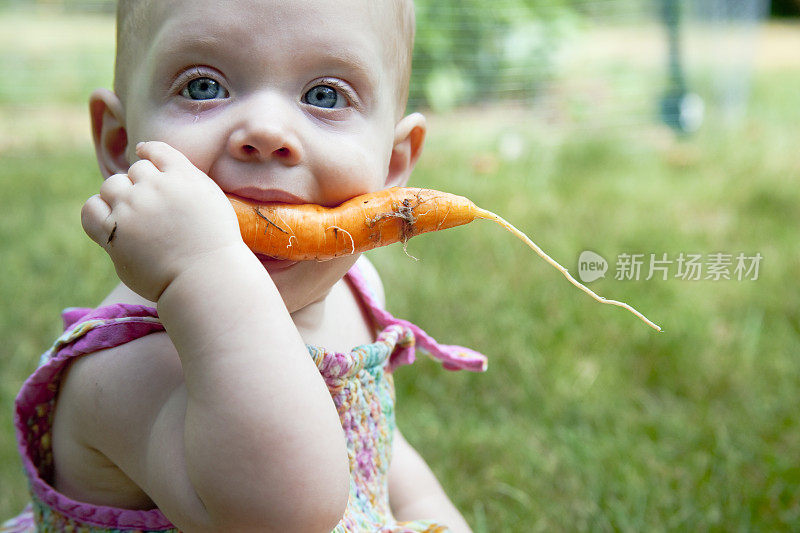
[126,158,160,184]
[99,173,134,207]
[135,140,194,173]
[81,194,115,247]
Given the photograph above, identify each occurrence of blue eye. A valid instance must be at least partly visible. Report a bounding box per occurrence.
[303,85,345,109]
[182,77,228,100]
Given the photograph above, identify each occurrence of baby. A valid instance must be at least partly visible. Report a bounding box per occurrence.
[4,0,485,532]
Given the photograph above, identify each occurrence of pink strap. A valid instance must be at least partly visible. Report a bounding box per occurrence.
[58,266,487,374]
[15,305,173,530]
[346,265,488,372]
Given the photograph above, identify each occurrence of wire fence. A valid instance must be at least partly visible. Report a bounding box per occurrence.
[0,0,775,135]
[410,0,771,135]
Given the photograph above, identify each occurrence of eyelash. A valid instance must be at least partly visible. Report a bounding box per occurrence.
[169,67,361,110]
[304,78,359,110]
[170,66,228,99]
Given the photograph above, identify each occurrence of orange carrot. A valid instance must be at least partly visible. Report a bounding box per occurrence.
[228,187,661,331]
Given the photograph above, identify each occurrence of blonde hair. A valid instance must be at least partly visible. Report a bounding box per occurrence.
[385,0,416,116]
[114,0,416,117]
[113,0,156,103]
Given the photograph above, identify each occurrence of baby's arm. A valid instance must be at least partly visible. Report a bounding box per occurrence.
[388,429,473,533]
[79,142,349,532]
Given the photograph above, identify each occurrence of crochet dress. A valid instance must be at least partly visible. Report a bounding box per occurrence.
[3,261,487,532]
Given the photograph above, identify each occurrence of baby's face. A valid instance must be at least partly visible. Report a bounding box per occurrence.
[117,0,407,311]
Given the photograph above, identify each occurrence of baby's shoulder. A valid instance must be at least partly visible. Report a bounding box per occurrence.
[57,283,180,439]
[56,330,181,439]
[51,330,182,505]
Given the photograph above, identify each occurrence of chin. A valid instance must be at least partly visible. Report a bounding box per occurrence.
[258,254,359,314]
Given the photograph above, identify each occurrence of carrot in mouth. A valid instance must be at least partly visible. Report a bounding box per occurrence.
[229,187,661,331]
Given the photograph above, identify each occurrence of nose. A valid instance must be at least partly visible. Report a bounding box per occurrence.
[227,96,303,165]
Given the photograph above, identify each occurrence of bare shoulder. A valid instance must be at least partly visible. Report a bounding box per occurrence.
[52,330,183,508]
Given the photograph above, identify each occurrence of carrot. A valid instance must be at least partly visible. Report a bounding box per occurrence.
[228,187,661,332]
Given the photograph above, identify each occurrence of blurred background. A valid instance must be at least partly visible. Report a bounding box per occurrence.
[1,0,799,530]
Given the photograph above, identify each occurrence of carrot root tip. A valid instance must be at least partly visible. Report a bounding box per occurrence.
[474,207,662,332]
[401,240,419,262]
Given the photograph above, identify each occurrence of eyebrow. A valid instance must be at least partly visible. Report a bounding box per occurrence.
[151,28,382,101]
[296,48,379,90]
[152,32,225,63]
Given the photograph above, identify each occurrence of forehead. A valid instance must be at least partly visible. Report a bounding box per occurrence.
[127,0,397,70]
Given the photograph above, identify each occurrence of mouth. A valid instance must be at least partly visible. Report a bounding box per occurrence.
[228,187,307,204]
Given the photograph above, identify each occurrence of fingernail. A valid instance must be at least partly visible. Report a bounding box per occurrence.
[136,141,145,151]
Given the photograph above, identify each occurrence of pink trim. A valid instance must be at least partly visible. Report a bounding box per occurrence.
[347,265,488,372]
[61,304,159,329]
[30,477,172,530]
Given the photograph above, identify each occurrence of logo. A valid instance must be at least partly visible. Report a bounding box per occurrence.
[578,251,608,283]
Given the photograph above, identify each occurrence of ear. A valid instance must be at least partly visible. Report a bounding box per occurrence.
[385,112,426,188]
[89,88,130,178]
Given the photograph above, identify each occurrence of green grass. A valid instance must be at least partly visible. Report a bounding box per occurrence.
[370,72,800,531]
[0,10,115,105]
[2,10,800,532]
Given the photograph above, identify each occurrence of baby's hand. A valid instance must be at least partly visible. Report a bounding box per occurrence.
[81,141,243,301]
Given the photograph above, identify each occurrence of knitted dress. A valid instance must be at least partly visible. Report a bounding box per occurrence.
[3,261,487,532]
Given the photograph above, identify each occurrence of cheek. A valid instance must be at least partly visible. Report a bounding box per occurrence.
[125,107,225,172]
[314,127,394,202]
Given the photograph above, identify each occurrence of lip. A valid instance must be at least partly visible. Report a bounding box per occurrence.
[228,187,307,204]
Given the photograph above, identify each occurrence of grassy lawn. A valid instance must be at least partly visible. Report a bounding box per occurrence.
[2,9,799,532]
